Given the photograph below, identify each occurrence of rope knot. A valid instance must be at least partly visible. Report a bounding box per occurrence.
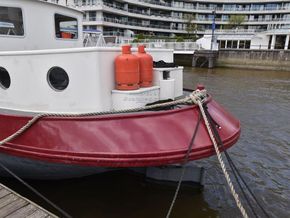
[189,89,207,105]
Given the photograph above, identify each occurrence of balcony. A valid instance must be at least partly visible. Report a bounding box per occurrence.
[102,2,182,21]
[130,0,290,13]
[84,17,188,33]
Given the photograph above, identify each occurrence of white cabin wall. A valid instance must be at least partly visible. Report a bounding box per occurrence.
[0,0,83,51]
[0,47,174,113]
[0,49,109,113]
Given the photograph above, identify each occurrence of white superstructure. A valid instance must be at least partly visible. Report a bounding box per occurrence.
[0,0,180,114]
[0,0,83,51]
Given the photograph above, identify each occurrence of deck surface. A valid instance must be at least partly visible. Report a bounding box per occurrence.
[0,184,57,218]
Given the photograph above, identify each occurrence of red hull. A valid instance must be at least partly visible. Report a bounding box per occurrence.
[0,98,240,167]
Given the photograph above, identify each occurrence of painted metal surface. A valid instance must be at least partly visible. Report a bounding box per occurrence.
[0,98,240,168]
[0,0,83,51]
[0,152,113,180]
[0,47,174,113]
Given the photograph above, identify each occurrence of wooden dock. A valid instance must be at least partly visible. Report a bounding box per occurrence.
[0,183,57,218]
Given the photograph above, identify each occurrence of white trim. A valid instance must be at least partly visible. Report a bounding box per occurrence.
[0,5,26,39]
[53,12,79,41]
[0,46,172,56]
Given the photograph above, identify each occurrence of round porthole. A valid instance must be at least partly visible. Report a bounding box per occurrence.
[47,67,69,91]
[0,67,11,89]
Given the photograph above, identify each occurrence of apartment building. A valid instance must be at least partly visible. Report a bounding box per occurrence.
[44,0,290,50]
[68,0,290,37]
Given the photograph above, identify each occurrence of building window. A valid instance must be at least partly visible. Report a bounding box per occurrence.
[232,41,238,49]
[0,67,11,89]
[239,40,245,49]
[219,40,226,49]
[226,40,233,48]
[275,35,286,49]
[245,40,251,49]
[47,67,69,91]
[268,36,272,49]
[239,40,251,49]
[55,14,78,39]
[0,7,24,36]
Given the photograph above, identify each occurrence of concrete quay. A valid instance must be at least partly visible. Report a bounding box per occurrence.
[175,49,290,71]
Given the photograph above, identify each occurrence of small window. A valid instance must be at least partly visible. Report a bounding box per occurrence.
[232,40,238,49]
[0,7,24,36]
[55,14,78,39]
[47,67,69,91]
[239,40,245,49]
[0,67,11,89]
[245,40,251,49]
[220,40,226,49]
[226,40,233,49]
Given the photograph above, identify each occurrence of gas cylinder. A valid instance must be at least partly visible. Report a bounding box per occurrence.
[115,45,140,90]
[135,45,153,87]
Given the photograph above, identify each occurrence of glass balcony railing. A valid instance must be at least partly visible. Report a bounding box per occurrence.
[134,0,290,12]
[102,2,181,20]
[75,0,290,12]
[85,17,187,31]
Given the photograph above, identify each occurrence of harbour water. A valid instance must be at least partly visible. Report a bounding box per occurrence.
[1,67,290,218]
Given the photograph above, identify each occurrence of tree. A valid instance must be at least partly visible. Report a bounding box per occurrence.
[184,14,197,40]
[228,15,245,29]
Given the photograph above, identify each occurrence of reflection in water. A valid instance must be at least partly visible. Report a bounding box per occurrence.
[1,67,290,218]
[2,171,217,218]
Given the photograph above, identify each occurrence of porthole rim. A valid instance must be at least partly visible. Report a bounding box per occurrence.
[47,66,70,92]
[0,66,11,90]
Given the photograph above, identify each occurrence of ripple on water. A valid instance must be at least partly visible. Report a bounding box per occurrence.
[185,67,290,218]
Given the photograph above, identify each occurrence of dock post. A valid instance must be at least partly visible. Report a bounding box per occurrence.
[192,50,218,68]
[192,56,197,67]
[208,56,214,68]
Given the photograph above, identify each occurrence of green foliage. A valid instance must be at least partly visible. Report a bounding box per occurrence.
[176,36,184,42]
[228,15,245,29]
[183,14,198,40]
[184,14,197,35]
[136,34,145,40]
[132,34,147,43]
[131,33,200,43]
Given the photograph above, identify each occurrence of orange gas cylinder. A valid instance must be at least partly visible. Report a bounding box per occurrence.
[115,45,140,90]
[135,45,153,87]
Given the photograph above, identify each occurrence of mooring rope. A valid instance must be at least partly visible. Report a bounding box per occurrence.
[0,90,207,146]
[190,93,249,218]
[205,108,270,218]
[0,162,71,218]
[166,112,202,218]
